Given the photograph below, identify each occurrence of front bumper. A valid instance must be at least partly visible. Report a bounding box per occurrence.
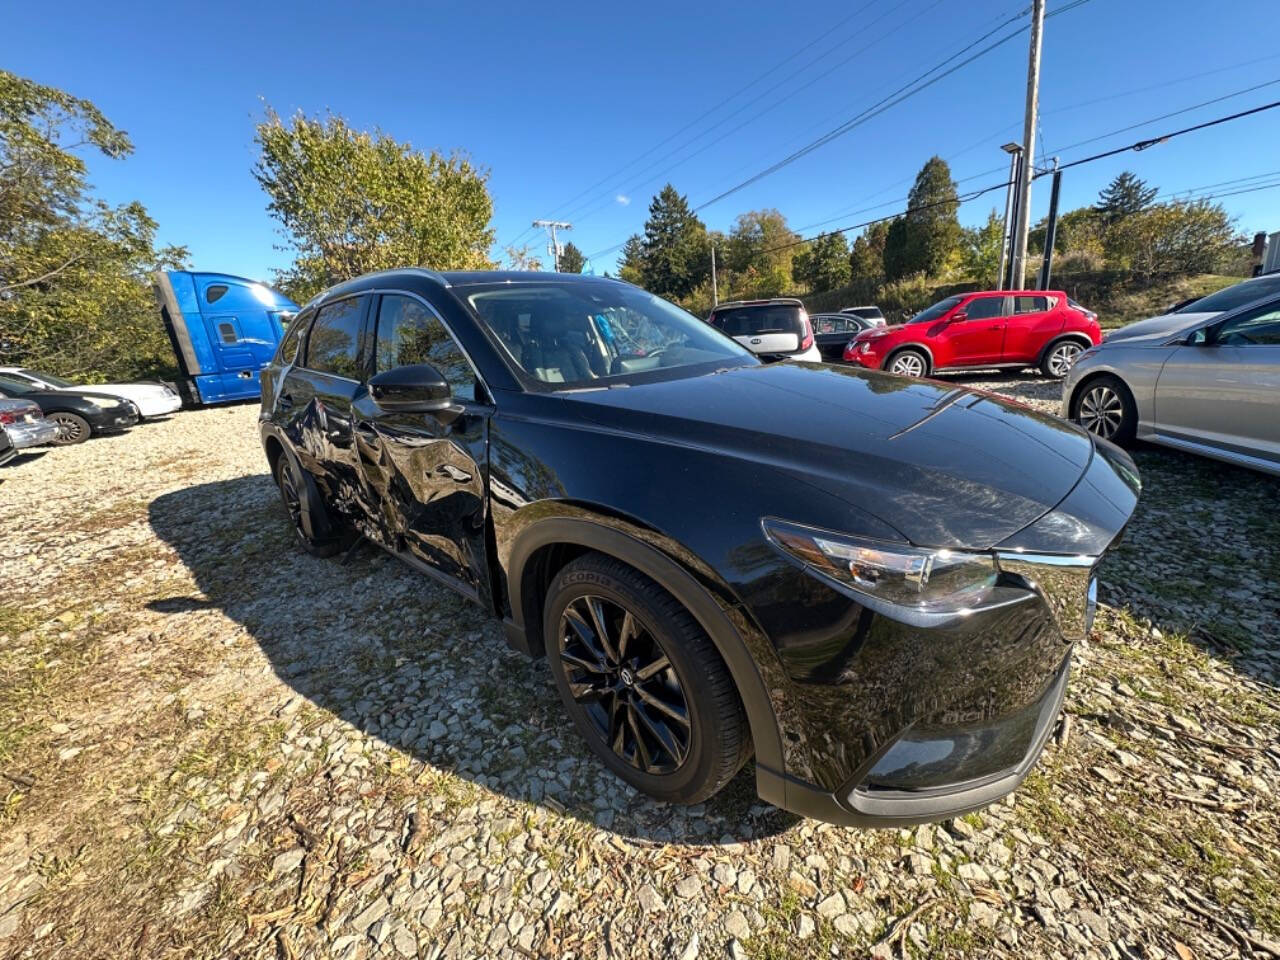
[6,418,62,449]
[133,394,183,418]
[89,407,139,432]
[750,440,1138,827]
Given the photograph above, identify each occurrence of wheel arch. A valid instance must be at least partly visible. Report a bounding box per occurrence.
[503,514,784,780]
[1037,333,1093,366]
[883,343,933,373]
[1068,368,1136,418]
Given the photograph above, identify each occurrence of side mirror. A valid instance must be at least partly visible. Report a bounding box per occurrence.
[369,364,452,412]
[951,311,969,323]
[1186,328,1211,347]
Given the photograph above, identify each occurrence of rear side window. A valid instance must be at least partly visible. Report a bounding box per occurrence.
[276,311,309,364]
[964,296,1006,320]
[1012,296,1049,314]
[206,284,229,304]
[710,305,802,337]
[813,316,849,334]
[374,295,476,401]
[305,298,364,378]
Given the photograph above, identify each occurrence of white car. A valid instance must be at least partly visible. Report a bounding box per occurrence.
[706,299,823,362]
[0,367,182,419]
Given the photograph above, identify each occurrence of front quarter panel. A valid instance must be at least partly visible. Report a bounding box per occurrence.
[1063,344,1176,435]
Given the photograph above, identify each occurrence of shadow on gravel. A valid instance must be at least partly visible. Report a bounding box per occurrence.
[148,476,797,846]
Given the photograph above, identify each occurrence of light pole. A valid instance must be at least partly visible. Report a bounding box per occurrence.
[997,142,1022,291]
[1010,0,1045,290]
[532,220,572,272]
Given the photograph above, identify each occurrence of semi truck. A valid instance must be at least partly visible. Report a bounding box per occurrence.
[154,270,298,406]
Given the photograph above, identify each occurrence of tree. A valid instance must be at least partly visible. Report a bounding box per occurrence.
[723,209,797,298]
[1105,200,1239,279]
[0,71,189,381]
[883,157,961,281]
[504,242,543,271]
[847,221,888,299]
[792,231,850,292]
[960,209,1005,286]
[637,185,709,300]
[617,234,646,286]
[1094,171,1157,225]
[557,241,586,273]
[254,109,495,302]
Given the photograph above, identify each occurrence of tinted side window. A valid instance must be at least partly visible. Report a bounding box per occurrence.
[206,284,229,304]
[1214,304,1280,346]
[276,310,309,364]
[375,295,476,401]
[305,298,364,378]
[964,296,1005,320]
[1013,296,1049,314]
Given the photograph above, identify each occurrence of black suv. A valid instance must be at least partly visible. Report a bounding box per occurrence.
[259,269,1139,826]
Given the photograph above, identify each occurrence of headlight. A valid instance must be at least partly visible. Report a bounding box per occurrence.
[858,341,871,354]
[86,397,118,408]
[762,518,998,615]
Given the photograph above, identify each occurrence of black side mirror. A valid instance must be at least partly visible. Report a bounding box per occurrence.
[369,364,452,412]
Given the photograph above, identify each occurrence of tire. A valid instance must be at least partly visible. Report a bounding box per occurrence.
[272,447,355,558]
[48,412,91,445]
[1072,374,1137,445]
[1040,339,1085,378]
[885,348,929,377]
[544,553,750,804]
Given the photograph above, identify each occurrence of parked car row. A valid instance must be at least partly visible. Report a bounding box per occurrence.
[0,369,173,453]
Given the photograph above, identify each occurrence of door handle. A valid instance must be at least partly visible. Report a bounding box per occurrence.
[238,370,253,380]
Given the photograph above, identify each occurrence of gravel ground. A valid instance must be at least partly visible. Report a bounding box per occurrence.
[0,377,1277,960]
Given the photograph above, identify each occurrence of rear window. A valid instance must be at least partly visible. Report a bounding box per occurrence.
[709,304,803,337]
[1177,275,1280,314]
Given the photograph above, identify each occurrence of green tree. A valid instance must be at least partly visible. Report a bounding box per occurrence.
[557,241,586,273]
[883,157,961,281]
[1094,171,1158,225]
[960,209,1005,286]
[504,242,543,271]
[0,71,188,381]
[792,231,850,293]
[724,209,797,298]
[638,185,709,299]
[254,108,495,302]
[617,234,646,286]
[847,221,888,299]
[1105,200,1239,279]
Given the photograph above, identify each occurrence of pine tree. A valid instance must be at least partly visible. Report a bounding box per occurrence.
[1094,171,1157,225]
[639,184,709,299]
[882,157,960,281]
[557,241,586,273]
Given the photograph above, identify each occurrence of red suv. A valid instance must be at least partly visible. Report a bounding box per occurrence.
[844,290,1101,378]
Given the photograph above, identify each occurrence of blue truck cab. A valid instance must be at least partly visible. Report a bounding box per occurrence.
[154,270,298,405]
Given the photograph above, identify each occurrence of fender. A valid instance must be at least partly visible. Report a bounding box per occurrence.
[884,341,934,370]
[1036,333,1092,367]
[502,515,786,790]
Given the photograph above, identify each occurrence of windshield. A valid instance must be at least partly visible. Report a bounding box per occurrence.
[465,281,755,387]
[709,304,803,336]
[909,296,963,324]
[21,369,76,388]
[1177,275,1280,314]
[0,377,35,395]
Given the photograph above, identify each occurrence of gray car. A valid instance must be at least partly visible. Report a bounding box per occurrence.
[1062,288,1280,476]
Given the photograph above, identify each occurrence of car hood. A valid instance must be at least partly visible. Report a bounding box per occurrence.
[1104,311,1216,343]
[61,382,172,400]
[559,362,1096,549]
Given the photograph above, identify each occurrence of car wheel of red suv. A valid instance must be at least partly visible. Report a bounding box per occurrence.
[886,349,929,377]
[1041,339,1084,378]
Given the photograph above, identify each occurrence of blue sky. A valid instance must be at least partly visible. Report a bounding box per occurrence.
[9,0,1280,281]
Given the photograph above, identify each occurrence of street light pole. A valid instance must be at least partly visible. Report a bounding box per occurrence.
[1010,0,1045,289]
[997,143,1022,290]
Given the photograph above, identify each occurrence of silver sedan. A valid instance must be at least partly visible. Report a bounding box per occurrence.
[1061,291,1280,477]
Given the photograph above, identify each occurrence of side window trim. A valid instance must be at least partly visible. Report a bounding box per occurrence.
[278,307,314,365]
[371,289,490,404]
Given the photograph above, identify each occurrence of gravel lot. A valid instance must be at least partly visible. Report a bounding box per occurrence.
[1,376,1277,960]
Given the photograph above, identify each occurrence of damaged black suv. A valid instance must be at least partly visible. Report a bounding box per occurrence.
[259,269,1138,826]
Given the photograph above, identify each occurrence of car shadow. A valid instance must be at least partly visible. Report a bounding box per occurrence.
[147,475,797,845]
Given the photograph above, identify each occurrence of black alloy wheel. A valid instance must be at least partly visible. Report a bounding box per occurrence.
[545,554,750,804]
[273,448,354,558]
[559,594,690,775]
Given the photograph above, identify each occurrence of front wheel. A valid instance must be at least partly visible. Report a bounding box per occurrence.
[1073,374,1137,445]
[544,554,750,804]
[48,412,91,445]
[886,349,929,377]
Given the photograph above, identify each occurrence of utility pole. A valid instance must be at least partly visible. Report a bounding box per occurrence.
[711,246,719,306]
[532,220,572,272]
[1010,0,1045,290]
